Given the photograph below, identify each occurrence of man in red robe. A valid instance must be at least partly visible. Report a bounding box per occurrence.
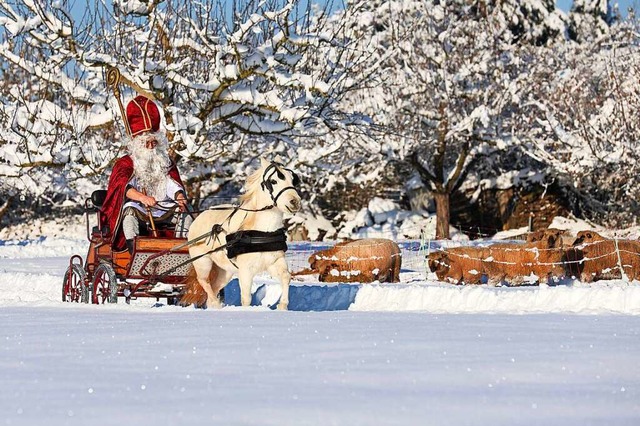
[100,95,190,252]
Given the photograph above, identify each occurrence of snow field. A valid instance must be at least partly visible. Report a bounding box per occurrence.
[1,237,640,314]
[1,236,640,425]
[1,308,639,426]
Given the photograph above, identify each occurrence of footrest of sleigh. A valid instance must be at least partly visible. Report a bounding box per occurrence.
[127,245,191,279]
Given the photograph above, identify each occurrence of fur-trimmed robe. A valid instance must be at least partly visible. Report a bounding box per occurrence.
[100,155,184,251]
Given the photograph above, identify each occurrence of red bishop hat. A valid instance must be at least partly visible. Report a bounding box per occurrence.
[126,95,161,136]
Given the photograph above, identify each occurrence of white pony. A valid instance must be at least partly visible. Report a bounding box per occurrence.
[182,158,301,309]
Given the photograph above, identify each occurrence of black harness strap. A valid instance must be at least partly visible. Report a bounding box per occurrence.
[225,228,288,259]
[153,224,287,279]
[271,185,298,204]
[205,223,225,246]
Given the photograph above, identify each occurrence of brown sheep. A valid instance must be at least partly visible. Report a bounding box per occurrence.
[570,230,640,282]
[426,231,565,286]
[427,246,488,285]
[526,228,568,248]
[485,229,574,285]
[304,238,402,283]
[483,243,566,286]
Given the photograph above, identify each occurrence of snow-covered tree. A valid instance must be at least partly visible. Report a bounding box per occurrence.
[568,0,613,42]
[0,0,374,214]
[3,0,640,238]
[482,0,568,46]
[518,18,640,227]
[319,0,640,237]
[330,0,534,239]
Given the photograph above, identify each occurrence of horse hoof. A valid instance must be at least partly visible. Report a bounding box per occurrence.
[277,302,288,310]
[206,299,222,309]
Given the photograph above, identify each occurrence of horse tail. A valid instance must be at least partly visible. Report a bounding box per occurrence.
[178,266,209,308]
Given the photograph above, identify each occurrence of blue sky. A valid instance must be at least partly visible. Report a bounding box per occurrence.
[557,0,638,13]
[69,1,638,21]
[310,0,638,13]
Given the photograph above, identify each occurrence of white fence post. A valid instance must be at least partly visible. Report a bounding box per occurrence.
[420,229,431,280]
[613,237,629,282]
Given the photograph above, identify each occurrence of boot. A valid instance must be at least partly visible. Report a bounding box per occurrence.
[126,239,134,255]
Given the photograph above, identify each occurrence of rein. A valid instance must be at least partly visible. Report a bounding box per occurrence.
[151,161,298,214]
[148,203,277,277]
[147,201,275,214]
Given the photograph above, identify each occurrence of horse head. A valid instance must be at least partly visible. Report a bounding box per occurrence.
[252,158,302,214]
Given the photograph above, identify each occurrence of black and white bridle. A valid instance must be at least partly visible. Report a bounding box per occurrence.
[260,162,301,204]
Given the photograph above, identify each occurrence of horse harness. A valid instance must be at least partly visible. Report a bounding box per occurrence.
[155,205,288,277]
[173,162,299,269]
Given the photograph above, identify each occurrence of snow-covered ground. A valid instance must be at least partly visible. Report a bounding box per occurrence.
[1,222,640,425]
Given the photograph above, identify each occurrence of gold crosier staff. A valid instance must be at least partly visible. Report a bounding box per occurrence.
[106,67,158,237]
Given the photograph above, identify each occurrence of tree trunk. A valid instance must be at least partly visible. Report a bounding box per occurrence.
[434,191,450,240]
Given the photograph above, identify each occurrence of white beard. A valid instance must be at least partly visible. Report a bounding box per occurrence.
[128,133,171,200]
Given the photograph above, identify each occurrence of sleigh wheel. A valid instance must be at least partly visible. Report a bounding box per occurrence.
[92,264,118,304]
[62,264,88,303]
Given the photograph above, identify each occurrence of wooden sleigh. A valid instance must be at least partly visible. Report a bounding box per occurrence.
[63,190,192,305]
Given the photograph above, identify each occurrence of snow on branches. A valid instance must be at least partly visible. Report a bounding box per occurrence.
[1,0,639,232]
[0,0,372,207]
